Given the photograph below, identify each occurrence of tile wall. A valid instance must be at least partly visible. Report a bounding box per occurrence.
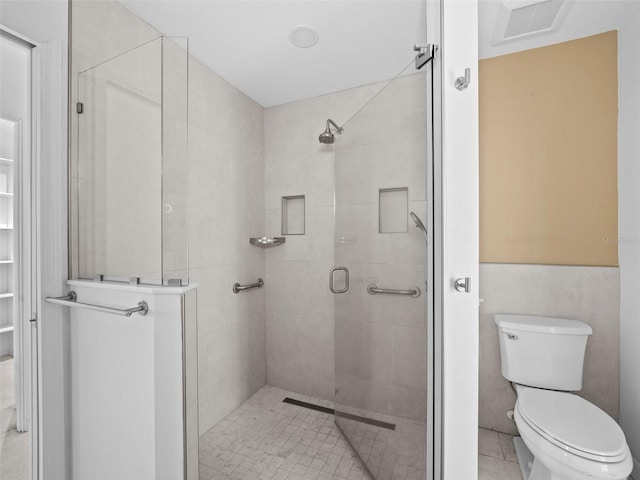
[479,263,620,435]
[263,73,429,421]
[188,55,266,432]
[262,88,341,402]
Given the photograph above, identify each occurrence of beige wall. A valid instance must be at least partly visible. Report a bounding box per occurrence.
[479,31,618,266]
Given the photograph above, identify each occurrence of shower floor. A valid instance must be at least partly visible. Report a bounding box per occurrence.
[199,385,383,480]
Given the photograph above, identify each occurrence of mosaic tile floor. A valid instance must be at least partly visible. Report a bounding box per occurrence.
[199,385,375,480]
[336,408,425,480]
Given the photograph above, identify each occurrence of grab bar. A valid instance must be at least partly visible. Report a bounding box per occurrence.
[233,278,264,294]
[366,284,421,298]
[45,291,149,317]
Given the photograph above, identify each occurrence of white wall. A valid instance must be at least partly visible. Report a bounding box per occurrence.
[440,0,479,478]
[618,5,640,478]
[67,281,193,480]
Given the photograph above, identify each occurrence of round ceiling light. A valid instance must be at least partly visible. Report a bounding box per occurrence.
[289,25,319,48]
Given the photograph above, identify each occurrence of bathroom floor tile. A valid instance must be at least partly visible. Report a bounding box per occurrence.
[478,454,523,480]
[199,386,375,480]
[478,428,503,459]
[497,433,518,464]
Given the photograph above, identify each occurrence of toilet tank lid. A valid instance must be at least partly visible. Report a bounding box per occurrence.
[495,314,593,335]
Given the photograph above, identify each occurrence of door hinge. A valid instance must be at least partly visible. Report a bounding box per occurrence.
[29,316,37,327]
[76,102,84,114]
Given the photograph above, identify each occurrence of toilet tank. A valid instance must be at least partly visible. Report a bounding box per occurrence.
[495,314,593,391]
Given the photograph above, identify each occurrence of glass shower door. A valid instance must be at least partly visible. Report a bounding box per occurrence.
[333,65,432,480]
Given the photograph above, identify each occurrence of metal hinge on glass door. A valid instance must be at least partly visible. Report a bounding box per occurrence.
[76,102,84,114]
[414,44,437,70]
[29,315,37,328]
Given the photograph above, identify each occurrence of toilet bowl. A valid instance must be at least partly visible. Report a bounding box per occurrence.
[513,385,632,480]
[494,314,633,480]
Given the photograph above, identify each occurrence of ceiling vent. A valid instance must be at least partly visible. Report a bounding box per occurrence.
[492,0,573,44]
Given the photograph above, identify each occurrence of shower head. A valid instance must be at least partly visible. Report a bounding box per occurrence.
[319,119,344,144]
[409,211,428,242]
[319,129,335,144]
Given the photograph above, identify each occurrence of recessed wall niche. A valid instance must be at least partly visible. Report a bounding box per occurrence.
[379,187,408,233]
[281,195,305,235]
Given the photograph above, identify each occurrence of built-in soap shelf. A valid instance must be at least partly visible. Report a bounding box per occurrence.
[250,237,286,248]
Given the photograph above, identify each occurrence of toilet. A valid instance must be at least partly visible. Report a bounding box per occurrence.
[495,314,632,480]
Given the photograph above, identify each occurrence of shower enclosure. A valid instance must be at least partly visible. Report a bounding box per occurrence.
[66,0,459,478]
[331,53,437,480]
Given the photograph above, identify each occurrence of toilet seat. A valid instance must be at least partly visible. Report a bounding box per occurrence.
[516,387,627,463]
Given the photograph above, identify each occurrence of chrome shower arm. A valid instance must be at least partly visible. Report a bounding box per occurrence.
[326,118,344,134]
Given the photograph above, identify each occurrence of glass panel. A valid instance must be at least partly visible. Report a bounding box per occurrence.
[73,37,189,284]
[334,66,429,480]
[161,37,190,284]
[76,38,162,282]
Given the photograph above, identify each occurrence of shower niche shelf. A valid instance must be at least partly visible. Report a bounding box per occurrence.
[250,237,286,248]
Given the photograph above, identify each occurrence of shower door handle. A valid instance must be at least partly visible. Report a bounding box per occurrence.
[329,267,349,294]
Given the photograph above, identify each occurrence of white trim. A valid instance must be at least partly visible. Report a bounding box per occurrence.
[34,36,69,480]
[16,35,34,436]
[0,25,37,47]
[30,41,43,480]
[66,279,198,295]
[0,27,36,477]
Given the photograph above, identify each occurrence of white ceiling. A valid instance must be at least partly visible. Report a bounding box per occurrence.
[121,0,427,107]
[120,0,640,107]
